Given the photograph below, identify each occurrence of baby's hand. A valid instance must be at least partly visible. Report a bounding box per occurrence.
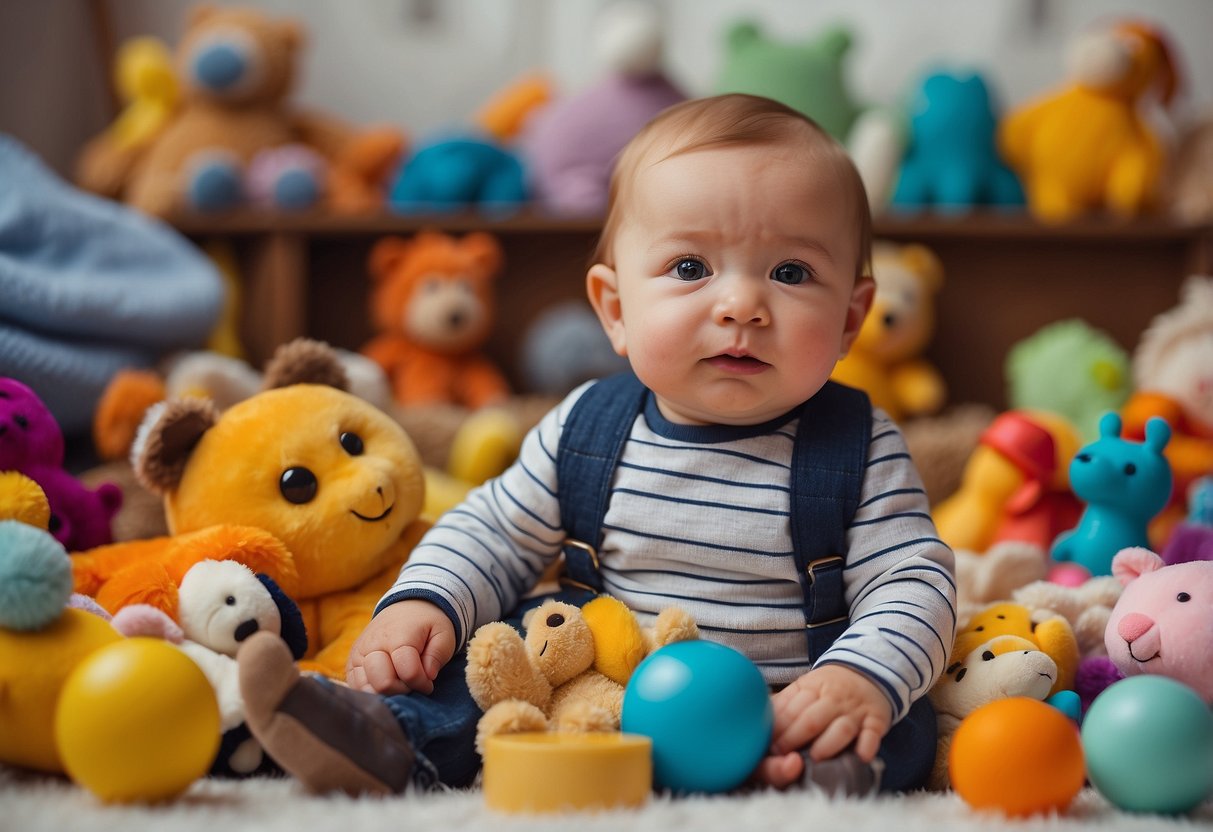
[346,599,456,695]
[753,664,892,789]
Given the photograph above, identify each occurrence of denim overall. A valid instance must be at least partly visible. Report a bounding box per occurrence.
[379,372,936,791]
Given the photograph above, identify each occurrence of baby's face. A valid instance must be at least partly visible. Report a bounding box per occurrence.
[592,142,871,425]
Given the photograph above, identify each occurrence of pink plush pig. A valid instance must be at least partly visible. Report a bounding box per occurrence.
[1105,546,1213,704]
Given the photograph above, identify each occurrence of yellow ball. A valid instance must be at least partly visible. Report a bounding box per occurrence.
[54,638,220,803]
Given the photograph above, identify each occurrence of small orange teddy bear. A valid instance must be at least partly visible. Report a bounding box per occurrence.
[362,230,512,409]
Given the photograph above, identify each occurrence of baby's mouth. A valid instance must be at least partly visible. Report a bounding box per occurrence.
[705,354,770,374]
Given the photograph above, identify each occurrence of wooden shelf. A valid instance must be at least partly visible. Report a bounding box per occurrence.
[171,209,1213,411]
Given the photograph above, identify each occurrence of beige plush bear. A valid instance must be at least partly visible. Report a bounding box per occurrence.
[76,5,402,216]
[464,596,697,755]
[927,634,1057,790]
[829,242,946,421]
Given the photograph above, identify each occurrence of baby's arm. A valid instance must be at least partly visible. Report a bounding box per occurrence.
[754,665,892,788]
[346,599,456,695]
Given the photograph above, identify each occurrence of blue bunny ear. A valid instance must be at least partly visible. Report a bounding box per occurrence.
[1143,416,1172,454]
[1098,411,1122,439]
[256,572,309,660]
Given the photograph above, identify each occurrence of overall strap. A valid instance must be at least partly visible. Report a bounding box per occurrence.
[792,380,872,661]
[555,372,647,593]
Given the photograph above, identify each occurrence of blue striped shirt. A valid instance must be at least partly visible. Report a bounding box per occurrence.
[380,381,957,721]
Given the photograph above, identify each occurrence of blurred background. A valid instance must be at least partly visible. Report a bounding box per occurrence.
[4,0,1211,178]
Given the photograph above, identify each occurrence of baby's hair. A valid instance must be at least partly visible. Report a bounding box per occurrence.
[592,93,872,281]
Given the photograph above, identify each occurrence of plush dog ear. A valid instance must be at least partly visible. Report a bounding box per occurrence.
[257,573,309,660]
[131,399,219,496]
[261,337,349,391]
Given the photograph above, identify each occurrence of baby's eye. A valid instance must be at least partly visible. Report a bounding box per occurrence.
[672,258,709,281]
[771,262,810,285]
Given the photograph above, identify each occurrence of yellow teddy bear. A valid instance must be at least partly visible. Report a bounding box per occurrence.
[830,241,946,421]
[72,339,429,679]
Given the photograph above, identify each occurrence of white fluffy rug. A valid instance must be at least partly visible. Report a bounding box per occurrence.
[5,768,1212,832]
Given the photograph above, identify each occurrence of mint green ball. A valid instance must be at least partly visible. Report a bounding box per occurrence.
[1082,676,1213,814]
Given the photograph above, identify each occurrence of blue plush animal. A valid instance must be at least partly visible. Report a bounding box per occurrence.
[891,71,1024,213]
[1051,413,1173,577]
[388,134,526,214]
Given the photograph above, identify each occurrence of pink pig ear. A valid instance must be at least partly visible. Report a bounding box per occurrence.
[1111,547,1165,586]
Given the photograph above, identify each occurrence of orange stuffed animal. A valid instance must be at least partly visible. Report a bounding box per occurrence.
[362,231,512,409]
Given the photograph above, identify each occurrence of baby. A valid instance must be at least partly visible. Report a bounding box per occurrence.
[237,93,957,796]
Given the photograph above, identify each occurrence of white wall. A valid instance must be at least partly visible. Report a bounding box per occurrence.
[3,0,1211,177]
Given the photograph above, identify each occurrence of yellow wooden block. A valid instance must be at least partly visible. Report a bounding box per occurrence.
[483,733,651,814]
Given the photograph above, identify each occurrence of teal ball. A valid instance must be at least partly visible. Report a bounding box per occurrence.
[622,640,772,793]
[1082,675,1213,814]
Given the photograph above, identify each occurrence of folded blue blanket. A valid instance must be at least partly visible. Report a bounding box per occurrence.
[0,134,223,435]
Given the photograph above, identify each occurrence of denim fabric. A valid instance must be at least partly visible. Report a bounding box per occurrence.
[875,695,938,792]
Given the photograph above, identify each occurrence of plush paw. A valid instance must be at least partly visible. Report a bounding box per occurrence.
[185,150,243,212]
[476,700,547,756]
[465,621,550,712]
[247,144,326,210]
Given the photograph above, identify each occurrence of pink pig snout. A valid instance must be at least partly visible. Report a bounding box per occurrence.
[1118,612,1156,642]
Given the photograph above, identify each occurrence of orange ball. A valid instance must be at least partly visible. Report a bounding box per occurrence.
[949,697,1085,817]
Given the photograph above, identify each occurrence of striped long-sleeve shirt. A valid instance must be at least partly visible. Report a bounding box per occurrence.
[379,381,957,721]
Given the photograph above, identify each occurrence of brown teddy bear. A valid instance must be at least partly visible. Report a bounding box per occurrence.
[76,5,403,216]
[829,242,946,422]
[465,596,697,755]
[362,230,512,409]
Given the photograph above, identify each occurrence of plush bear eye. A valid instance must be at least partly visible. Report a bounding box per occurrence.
[954,668,967,682]
[973,625,984,632]
[546,613,565,627]
[1178,592,1191,603]
[225,596,236,606]
[339,431,364,456]
[1124,463,1137,475]
[48,513,62,533]
[981,651,996,661]
[280,467,318,504]
[13,414,28,429]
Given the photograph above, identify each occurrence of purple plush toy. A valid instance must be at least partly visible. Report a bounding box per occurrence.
[522,1,685,214]
[0,377,122,551]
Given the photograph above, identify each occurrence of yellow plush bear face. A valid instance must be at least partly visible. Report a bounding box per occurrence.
[133,340,426,601]
[164,384,423,599]
[852,242,944,361]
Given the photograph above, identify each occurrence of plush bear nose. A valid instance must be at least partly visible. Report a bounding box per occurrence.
[193,42,248,91]
[1117,612,1154,642]
[234,619,261,642]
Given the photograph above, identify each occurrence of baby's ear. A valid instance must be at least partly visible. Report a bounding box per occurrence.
[840,275,876,355]
[131,399,219,496]
[586,264,627,357]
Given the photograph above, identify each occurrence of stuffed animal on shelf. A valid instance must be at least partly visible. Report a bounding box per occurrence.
[1050,413,1173,578]
[75,5,403,216]
[388,136,527,215]
[715,20,904,210]
[465,596,697,755]
[1006,318,1132,445]
[362,231,511,410]
[0,377,123,552]
[112,559,307,778]
[1104,546,1213,704]
[521,0,685,214]
[72,338,430,680]
[927,634,1058,790]
[828,242,946,422]
[953,601,1079,697]
[891,70,1024,213]
[933,410,1082,554]
[998,19,1180,223]
[1121,276,1213,547]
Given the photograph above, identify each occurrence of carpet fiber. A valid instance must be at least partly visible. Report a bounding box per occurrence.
[5,768,1212,832]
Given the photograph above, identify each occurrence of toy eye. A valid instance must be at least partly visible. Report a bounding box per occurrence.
[13,414,28,429]
[974,625,984,632]
[546,613,565,627]
[280,467,318,504]
[48,513,62,533]
[981,651,995,661]
[954,668,967,682]
[1077,453,1092,463]
[1124,463,1136,475]
[225,596,236,606]
[339,431,364,456]
[1178,592,1191,603]
[995,614,1005,620]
